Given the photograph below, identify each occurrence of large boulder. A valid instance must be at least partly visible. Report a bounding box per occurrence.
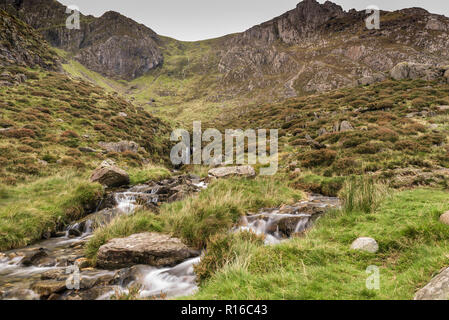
[96,232,197,269]
[90,160,129,188]
[350,237,379,253]
[414,267,449,300]
[390,62,445,81]
[208,166,256,178]
[98,141,139,153]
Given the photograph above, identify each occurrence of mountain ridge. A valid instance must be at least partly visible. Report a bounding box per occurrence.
[5,0,449,120]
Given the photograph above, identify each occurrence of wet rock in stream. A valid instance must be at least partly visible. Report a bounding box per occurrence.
[96,233,199,269]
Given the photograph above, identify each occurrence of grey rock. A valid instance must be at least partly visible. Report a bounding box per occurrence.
[96,232,197,269]
[99,141,139,153]
[350,237,379,253]
[414,267,449,300]
[90,160,129,188]
[208,166,256,178]
[439,211,449,226]
[390,62,445,81]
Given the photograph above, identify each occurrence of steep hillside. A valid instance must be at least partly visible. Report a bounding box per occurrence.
[0,8,60,73]
[0,10,171,185]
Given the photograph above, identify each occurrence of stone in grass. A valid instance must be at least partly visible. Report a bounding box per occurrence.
[90,160,129,188]
[439,211,449,226]
[350,237,379,253]
[208,166,256,178]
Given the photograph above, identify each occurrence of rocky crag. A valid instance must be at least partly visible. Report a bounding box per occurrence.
[3,0,163,80]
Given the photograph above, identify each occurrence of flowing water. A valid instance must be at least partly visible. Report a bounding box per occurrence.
[235,194,341,244]
[0,176,205,300]
[0,175,339,300]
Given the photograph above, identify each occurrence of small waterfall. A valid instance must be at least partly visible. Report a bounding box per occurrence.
[114,192,138,214]
[139,257,201,298]
[236,212,318,245]
[0,175,211,300]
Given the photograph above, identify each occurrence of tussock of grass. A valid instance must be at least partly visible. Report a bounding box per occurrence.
[128,164,172,185]
[194,232,265,284]
[340,176,389,214]
[192,188,449,300]
[0,172,104,250]
[85,176,303,261]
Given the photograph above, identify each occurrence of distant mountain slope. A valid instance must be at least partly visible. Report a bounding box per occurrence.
[4,0,163,79]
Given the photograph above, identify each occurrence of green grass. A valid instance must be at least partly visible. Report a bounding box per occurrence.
[128,164,172,185]
[85,175,303,262]
[0,171,104,250]
[340,175,389,214]
[190,188,449,300]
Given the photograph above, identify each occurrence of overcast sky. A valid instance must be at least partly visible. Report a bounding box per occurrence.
[58,0,449,41]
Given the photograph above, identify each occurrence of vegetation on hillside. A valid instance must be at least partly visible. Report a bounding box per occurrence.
[221,79,449,194]
[0,70,172,185]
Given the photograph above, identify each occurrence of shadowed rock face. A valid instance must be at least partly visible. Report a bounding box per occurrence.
[4,0,163,80]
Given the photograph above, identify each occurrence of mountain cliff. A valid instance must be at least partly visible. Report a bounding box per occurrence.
[3,0,163,79]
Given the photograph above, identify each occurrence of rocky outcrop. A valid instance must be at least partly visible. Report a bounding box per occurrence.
[390,62,447,81]
[237,0,345,45]
[5,0,163,79]
[98,141,139,153]
[350,237,379,253]
[414,267,449,300]
[217,0,449,98]
[333,121,354,133]
[90,160,129,188]
[96,232,197,269]
[208,166,256,178]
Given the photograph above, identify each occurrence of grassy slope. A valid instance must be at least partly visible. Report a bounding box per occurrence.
[0,69,172,186]
[192,188,449,300]
[219,79,449,194]
[0,171,103,250]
